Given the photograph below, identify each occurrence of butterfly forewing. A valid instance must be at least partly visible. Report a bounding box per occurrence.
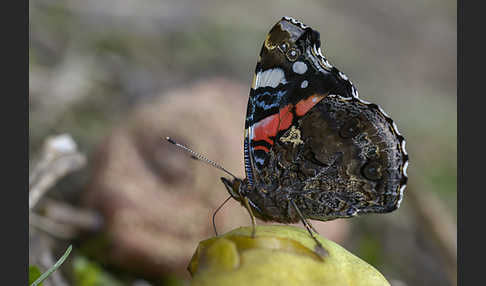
[244,17,358,185]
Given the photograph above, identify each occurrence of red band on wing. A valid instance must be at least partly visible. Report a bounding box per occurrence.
[252,113,278,146]
[295,94,326,117]
[278,105,293,131]
[253,145,270,152]
[249,94,325,155]
[251,104,294,149]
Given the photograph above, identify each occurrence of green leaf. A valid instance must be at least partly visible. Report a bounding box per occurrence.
[73,255,124,286]
[29,266,42,285]
[30,245,72,286]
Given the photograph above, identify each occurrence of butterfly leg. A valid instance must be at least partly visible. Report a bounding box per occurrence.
[212,196,233,236]
[289,199,328,257]
[241,195,257,238]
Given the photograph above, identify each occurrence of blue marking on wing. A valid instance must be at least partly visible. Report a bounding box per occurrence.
[246,89,287,126]
[253,90,286,110]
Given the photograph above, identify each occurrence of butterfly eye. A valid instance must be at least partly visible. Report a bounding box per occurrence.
[286,48,300,61]
[278,42,289,53]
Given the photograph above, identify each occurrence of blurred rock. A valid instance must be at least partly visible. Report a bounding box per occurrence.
[83,78,350,279]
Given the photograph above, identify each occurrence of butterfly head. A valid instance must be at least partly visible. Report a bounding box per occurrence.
[220,177,243,201]
[221,177,269,221]
[220,177,255,210]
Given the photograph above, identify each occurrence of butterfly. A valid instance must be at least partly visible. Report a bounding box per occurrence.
[168,17,408,252]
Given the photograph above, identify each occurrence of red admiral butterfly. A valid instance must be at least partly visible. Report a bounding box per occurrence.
[168,17,408,251]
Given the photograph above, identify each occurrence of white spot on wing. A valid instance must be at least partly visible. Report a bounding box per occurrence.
[306,47,328,74]
[313,45,333,69]
[403,161,409,177]
[255,68,287,88]
[356,98,371,105]
[401,140,408,155]
[301,80,308,88]
[338,71,348,81]
[396,184,407,207]
[292,61,308,74]
[392,122,401,135]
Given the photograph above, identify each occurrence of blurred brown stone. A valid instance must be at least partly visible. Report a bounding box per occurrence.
[83,78,350,279]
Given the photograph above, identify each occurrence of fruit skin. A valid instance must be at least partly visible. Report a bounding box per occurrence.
[188,225,390,286]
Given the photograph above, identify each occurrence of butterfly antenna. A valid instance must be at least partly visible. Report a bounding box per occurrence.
[212,195,232,236]
[165,137,237,179]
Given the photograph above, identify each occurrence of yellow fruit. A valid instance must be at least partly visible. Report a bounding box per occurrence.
[188,225,390,286]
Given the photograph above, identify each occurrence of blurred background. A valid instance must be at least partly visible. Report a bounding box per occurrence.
[29,0,457,285]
